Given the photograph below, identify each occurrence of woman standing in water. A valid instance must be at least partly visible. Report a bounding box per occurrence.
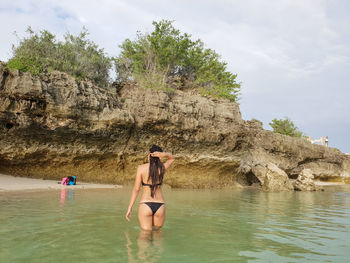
[126,145,175,231]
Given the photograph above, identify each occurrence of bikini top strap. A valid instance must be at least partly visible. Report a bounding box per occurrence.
[141,181,162,186]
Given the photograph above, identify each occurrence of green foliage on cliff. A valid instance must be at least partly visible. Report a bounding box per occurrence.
[269,117,303,137]
[6,22,241,100]
[7,27,111,86]
[115,20,241,101]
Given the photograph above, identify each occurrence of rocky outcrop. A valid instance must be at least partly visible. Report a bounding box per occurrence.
[251,162,294,191]
[293,169,322,191]
[1,62,350,189]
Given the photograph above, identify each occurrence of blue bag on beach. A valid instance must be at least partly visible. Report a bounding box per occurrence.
[68,176,76,185]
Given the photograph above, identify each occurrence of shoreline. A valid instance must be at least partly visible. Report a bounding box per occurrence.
[314,181,346,186]
[0,173,122,192]
[1,173,348,192]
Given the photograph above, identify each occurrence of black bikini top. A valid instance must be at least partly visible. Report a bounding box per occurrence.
[141,181,162,187]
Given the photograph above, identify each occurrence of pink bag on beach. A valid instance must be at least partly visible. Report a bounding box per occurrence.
[61,177,69,185]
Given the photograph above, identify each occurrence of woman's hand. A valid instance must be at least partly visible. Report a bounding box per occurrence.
[126,208,132,221]
[150,151,163,158]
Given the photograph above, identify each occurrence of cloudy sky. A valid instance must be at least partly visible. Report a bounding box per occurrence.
[1,0,349,152]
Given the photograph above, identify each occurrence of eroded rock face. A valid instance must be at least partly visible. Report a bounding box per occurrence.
[293,169,322,191]
[251,162,294,191]
[1,62,350,189]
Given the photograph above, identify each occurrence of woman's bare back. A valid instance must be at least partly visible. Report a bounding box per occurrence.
[139,163,165,203]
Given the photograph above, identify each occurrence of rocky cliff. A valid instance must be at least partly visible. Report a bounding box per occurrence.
[1,62,349,189]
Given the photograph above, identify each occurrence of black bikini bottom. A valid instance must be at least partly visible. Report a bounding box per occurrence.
[142,202,164,215]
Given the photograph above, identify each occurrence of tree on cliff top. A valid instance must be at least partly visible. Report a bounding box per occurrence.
[269,117,303,138]
[115,20,241,102]
[7,27,112,86]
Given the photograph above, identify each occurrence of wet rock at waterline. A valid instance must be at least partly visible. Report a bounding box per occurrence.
[293,169,323,191]
[251,162,294,191]
[1,62,350,190]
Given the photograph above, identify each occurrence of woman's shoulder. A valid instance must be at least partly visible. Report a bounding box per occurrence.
[138,163,149,170]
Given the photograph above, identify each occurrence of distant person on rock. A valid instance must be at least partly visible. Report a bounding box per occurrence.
[126,145,175,231]
[325,136,329,147]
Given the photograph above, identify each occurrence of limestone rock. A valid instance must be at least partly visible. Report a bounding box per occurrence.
[1,62,350,188]
[251,163,294,191]
[293,169,322,191]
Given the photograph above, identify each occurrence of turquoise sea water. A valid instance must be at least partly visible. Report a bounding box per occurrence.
[1,186,350,263]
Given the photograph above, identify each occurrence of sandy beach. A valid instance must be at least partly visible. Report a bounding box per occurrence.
[0,173,122,191]
[314,181,346,186]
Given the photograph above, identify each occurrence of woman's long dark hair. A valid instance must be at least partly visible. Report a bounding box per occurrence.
[148,145,165,198]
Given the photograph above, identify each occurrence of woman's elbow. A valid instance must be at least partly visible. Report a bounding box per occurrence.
[168,155,175,163]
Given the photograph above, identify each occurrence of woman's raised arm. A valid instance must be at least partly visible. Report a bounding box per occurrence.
[151,152,175,170]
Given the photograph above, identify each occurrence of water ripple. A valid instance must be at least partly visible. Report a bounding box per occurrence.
[1,187,350,262]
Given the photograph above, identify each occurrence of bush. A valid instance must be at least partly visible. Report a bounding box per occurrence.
[115,20,241,101]
[7,27,112,87]
[269,117,303,137]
